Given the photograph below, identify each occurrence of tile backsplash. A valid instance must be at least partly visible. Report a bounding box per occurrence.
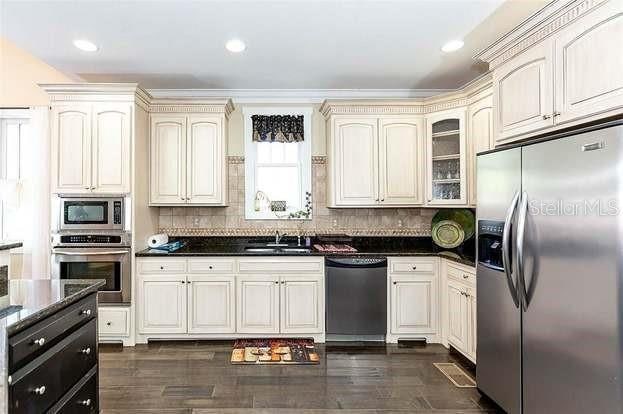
[158,156,436,236]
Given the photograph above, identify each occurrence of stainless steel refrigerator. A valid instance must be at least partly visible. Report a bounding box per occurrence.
[476,120,623,414]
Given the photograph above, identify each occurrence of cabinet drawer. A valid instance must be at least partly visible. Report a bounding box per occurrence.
[10,319,97,414]
[238,258,323,274]
[138,258,187,274]
[446,262,476,286]
[9,293,96,371]
[188,258,235,274]
[49,366,98,414]
[99,307,130,337]
[389,258,436,274]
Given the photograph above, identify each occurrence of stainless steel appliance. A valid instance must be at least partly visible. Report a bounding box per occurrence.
[325,257,387,341]
[476,120,623,414]
[52,233,131,304]
[54,195,125,231]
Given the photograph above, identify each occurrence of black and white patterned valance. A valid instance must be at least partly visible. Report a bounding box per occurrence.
[252,115,304,143]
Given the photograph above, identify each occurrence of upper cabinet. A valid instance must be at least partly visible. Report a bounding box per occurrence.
[478,0,623,145]
[51,103,131,194]
[425,109,467,206]
[468,94,494,206]
[149,99,233,206]
[324,110,423,208]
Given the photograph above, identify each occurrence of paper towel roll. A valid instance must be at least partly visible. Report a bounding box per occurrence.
[148,233,169,248]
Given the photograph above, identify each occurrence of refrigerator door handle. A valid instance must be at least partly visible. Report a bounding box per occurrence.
[502,190,521,308]
[516,191,529,311]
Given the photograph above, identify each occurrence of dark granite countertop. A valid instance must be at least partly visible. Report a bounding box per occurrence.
[0,241,22,252]
[0,279,104,412]
[136,236,476,267]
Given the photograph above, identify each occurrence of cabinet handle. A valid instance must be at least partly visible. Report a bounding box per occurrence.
[90,186,96,190]
[553,111,561,117]
[80,399,92,406]
[81,309,92,316]
[281,281,286,285]
[33,386,46,395]
[463,274,469,279]
[381,198,385,202]
[33,337,46,346]
[542,114,552,120]
[81,347,91,355]
[84,186,90,190]
[187,281,192,284]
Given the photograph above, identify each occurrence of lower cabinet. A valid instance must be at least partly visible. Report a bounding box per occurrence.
[98,306,131,345]
[136,257,324,339]
[444,262,477,362]
[387,257,439,342]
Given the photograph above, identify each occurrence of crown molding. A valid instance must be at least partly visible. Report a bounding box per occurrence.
[149,97,235,118]
[147,88,451,103]
[39,82,152,110]
[474,0,607,69]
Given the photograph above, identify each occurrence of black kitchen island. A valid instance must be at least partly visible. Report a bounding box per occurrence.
[0,279,103,413]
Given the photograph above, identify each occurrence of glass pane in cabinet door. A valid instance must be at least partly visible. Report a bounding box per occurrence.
[431,119,461,201]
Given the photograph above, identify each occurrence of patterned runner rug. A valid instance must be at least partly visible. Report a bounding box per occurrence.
[230,338,320,364]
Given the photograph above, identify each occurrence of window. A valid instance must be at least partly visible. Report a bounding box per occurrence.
[0,111,31,240]
[244,107,312,220]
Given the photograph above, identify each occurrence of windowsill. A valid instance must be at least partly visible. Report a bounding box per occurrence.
[0,240,23,251]
[245,211,312,221]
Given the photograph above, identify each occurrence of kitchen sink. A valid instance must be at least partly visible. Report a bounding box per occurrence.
[244,247,278,253]
[244,246,311,254]
[281,248,311,253]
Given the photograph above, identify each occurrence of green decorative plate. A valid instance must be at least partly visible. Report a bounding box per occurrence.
[432,209,475,240]
[432,220,465,249]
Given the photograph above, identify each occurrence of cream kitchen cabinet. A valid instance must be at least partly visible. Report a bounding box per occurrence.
[51,103,131,194]
[149,113,227,206]
[280,275,324,334]
[492,41,554,145]
[468,94,494,206]
[387,257,439,343]
[443,261,476,362]
[483,0,623,145]
[138,275,187,334]
[553,0,623,127]
[187,275,236,334]
[98,306,132,346]
[236,275,280,334]
[426,109,467,205]
[327,115,423,207]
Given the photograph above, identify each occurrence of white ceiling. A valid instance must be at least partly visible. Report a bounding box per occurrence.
[0,0,547,90]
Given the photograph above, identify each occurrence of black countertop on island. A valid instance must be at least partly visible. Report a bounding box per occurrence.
[136,236,476,267]
[0,241,22,252]
[0,279,104,413]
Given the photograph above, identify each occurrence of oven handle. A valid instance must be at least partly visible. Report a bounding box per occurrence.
[53,250,129,256]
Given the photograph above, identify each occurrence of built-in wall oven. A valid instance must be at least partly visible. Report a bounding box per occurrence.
[51,233,131,304]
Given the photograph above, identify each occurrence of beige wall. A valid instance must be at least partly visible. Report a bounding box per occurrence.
[227,103,326,156]
[0,37,74,107]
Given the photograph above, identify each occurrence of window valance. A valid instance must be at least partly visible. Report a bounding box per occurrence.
[252,115,304,143]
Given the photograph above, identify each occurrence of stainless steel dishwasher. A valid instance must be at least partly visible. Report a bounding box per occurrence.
[325,257,387,342]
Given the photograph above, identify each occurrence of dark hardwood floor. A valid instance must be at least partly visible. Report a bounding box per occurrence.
[99,341,502,413]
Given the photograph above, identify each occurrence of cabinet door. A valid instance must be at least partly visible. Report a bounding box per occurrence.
[493,41,554,144]
[138,276,187,334]
[150,115,186,204]
[390,275,438,335]
[187,275,235,333]
[331,118,379,206]
[426,110,467,205]
[236,275,280,334]
[554,1,623,126]
[378,118,423,205]
[447,279,468,353]
[280,275,323,334]
[468,96,493,206]
[468,287,477,361]
[186,116,225,205]
[92,104,131,193]
[51,105,92,193]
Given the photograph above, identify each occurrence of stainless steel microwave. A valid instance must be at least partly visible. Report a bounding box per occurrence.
[55,196,125,231]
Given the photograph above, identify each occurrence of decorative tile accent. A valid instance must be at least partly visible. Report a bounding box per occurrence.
[158,161,435,237]
[228,156,245,164]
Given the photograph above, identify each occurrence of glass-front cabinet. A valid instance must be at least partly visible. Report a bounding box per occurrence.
[426,110,467,205]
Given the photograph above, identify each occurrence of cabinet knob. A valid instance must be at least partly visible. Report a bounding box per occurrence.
[106,321,112,326]
[381,198,385,202]
[33,337,46,346]
[274,281,279,285]
[281,281,286,285]
[33,386,46,395]
[542,114,552,120]
[81,347,91,355]
[187,281,191,284]
[80,399,92,407]
[81,309,92,316]
[412,266,417,270]
[393,281,397,285]
[160,266,164,270]
[208,266,213,270]
[463,274,469,279]
[181,280,185,284]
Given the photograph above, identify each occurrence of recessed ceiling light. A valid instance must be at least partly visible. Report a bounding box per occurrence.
[441,39,464,53]
[225,38,246,53]
[73,39,98,52]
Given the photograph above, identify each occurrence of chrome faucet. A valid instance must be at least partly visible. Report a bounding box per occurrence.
[275,230,287,245]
